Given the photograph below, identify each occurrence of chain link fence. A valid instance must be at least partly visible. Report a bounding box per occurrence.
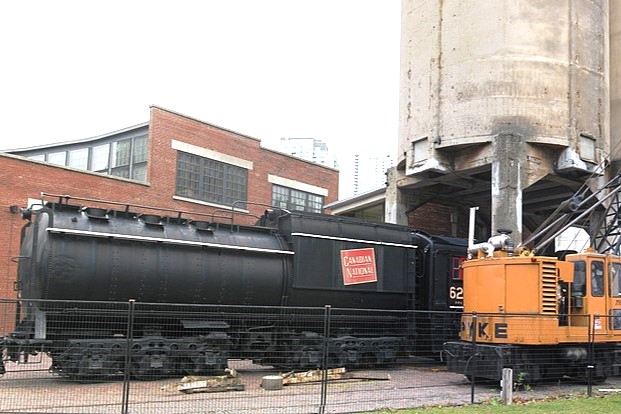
[1,299,620,413]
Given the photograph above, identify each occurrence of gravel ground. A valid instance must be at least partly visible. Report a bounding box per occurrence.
[1,356,620,414]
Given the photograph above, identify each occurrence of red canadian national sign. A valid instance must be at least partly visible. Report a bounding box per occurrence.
[340,248,378,285]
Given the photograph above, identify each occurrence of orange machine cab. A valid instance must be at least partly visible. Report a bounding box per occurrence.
[459,252,621,345]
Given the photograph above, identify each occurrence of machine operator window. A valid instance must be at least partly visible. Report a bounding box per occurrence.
[591,260,604,297]
[611,309,621,330]
[610,262,621,297]
[571,260,586,296]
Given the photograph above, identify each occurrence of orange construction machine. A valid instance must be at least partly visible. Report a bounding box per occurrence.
[444,176,621,382]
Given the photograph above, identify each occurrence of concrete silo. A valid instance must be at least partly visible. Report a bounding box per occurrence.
[387,0,611,244]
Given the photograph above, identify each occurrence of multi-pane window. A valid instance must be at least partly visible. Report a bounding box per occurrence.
[176,151,247,207]
[272,184,324,213]
[19,134,148,182]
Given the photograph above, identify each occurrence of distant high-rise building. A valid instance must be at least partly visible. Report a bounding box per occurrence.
[277,138,338,168]
[352,153,394,195]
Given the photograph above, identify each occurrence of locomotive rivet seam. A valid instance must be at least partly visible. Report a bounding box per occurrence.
[290,232,419,249]
[46,228,296,255]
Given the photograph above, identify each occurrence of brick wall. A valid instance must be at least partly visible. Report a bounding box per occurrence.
[0,106,338,334]
[407,202,470,238]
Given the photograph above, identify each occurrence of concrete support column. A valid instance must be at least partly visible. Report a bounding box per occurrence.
[384,167,409,225]
[491,134,525,244]
[611,1,621,171]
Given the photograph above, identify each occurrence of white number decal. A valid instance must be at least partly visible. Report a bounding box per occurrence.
[449,286,464,300]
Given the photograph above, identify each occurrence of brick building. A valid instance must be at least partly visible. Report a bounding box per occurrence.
[0,106,339,311]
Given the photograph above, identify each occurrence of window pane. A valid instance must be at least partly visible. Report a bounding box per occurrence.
[413,138,428,163]
[132,162,147,181]
[68,148,89,169]
[571,261,586,296]
[272,185,290,209]
[580,134,596,162]
[177,152,202,199]
[307,193,323,213]
[611,262,621,297]
[91,143,110,172]
[592,261,604,297]
[452,257,465,281]
[290,189,307,211]
[612,309,621,330]
[111,166,130,178]
[111,139,131,167]
[47,151,66,166]
[133,135,148,163]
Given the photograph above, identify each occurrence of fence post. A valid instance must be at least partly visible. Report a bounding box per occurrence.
[318,305,332,414]
[470,313,477,404]
[587,314,594,397]
[121,299,136,414]
[501,368,513,404]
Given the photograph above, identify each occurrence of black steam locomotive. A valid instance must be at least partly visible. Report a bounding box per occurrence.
[2,198,467,380]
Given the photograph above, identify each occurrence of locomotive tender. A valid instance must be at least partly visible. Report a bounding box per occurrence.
[1,197,467,380]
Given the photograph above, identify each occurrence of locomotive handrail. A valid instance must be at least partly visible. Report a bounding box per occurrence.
[39,193,258,224]
[46,227,295,255]
[210,208,261,223]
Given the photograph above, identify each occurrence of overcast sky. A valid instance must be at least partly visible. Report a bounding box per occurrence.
[0,0,401,172]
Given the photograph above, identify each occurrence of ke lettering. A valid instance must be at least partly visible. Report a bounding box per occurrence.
[462,322,508,339]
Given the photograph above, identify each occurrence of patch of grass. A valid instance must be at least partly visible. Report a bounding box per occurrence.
[368,392,621,414]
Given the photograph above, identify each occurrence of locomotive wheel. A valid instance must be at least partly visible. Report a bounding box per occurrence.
[130,341,173,380]
[131,353,172,380]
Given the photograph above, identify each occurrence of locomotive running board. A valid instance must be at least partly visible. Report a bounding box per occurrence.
[46,228,295,255]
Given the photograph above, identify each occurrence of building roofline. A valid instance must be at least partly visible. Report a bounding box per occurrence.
[150,105,262,143]
[3,122,150,152]
[4,105,339,174]
[150,106,339,173]
[324,187,386,211]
